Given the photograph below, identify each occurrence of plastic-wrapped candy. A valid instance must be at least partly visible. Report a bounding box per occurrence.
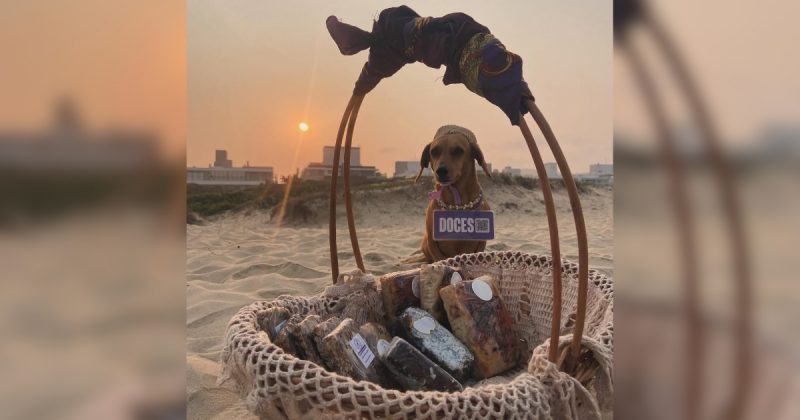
[378,337,463,392]
[358,322,391,350]
[318,318,392,385]
[312,316,343,370]
[440,276,520,378]
[379,268,421,324]
[259,307,291,340]
[293,314,325,366]
[357,322,400,389]
[419,265,463,326]
[272,314,303,355]
[398,307,474,381]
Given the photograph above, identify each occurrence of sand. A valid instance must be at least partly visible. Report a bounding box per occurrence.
[186,181,613,419]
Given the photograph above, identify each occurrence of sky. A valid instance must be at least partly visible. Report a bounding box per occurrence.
[187,0,613,177]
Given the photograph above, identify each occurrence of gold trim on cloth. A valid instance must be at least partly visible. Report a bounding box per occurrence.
[458,33,516,97]
[404,16,431,58]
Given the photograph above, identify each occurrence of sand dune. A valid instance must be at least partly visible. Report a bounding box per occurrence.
[186,182,613,419]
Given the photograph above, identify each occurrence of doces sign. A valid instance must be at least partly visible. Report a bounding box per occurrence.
[432,210,495,241]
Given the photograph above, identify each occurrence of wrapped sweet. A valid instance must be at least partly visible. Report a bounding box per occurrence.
[398,307,474,381]
[439,276,520,378]
[379,268,421,324]
[419,265,463,325]
[378,337,463,392]
[294,314,325,366]
[357,322,400,389]
[272,314,303,355]
[318,318,391,385]
[259,307,291,340]
[312,316,343,369]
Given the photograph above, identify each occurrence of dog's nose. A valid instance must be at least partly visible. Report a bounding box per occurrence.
[436,166,449,179]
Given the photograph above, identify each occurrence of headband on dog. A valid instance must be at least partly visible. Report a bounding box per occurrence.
[415,125,490,182]
[434,125,477,145]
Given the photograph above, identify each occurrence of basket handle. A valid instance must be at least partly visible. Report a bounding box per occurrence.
[329,94,367,283]
[520,100,590,369]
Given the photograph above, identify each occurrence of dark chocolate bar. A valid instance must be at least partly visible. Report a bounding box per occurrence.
[379,337,463,392]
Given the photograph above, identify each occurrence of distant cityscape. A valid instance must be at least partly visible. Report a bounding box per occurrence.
[186,146,614,187]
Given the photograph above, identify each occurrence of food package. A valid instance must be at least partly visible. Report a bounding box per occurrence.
[440,276,520,378]
[259,307,291,340]
[398,307,474,381]
[379,268,421,324]
[318,318,391,385]
[357,322,400,389]
[293,314,325,366]
[272,314,303,355]
[379,337,463,392]
[312,316,343,370]
[419,265,463,325]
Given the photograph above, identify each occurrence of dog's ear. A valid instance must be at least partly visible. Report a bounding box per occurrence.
[471,142,492,178]
[414,143,431,183]
[326,16,372,55]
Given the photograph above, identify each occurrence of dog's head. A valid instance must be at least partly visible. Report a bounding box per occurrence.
[415,126,491,184]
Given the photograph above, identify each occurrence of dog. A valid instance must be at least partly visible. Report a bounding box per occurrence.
[414,125,492,262]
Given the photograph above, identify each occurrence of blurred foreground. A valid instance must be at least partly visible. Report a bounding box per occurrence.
[614,0,799,419]
[0,1,185,419]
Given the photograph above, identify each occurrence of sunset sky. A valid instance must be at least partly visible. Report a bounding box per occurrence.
[188,1,613,176]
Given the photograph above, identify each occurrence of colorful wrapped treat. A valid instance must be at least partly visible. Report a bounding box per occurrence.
[319,318,391,385]
[398,307,474,381]
[379,337,463,392]
[440,276,520,378]
[419,265,463,325]
[379,268,421,324]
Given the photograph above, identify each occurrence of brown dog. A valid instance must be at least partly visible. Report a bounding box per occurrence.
[415,125,492,262]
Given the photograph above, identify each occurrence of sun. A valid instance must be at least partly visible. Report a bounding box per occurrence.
[298,122,309,132]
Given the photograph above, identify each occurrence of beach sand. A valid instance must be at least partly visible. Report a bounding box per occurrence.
[186,181,613,419]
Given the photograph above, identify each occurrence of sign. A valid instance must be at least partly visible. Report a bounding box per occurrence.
[432,210,495,241]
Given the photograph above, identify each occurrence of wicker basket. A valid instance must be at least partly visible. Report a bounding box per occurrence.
[219,251,613,419]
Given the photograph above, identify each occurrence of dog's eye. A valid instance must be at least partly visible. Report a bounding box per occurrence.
[451,147,464,157]
[431,147,442,158]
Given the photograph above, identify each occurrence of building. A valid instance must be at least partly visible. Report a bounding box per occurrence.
[301,146,380,181]
[187,150,273,186]
[589,163,613,177]
[394,161,432,178]
[0,98,160,171]
[545,162,561,179]
[501,166,522,176]
[214,150,232,168]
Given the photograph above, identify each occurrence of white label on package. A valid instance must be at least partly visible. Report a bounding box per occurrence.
[349,333,375,368]
[413,316,436,334]
[450,271,463,285]
[472,279,493,301]
[412,275,420,298]
[377,339,390,356]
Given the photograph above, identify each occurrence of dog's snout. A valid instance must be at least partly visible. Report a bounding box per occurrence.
[436,166,449,179]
